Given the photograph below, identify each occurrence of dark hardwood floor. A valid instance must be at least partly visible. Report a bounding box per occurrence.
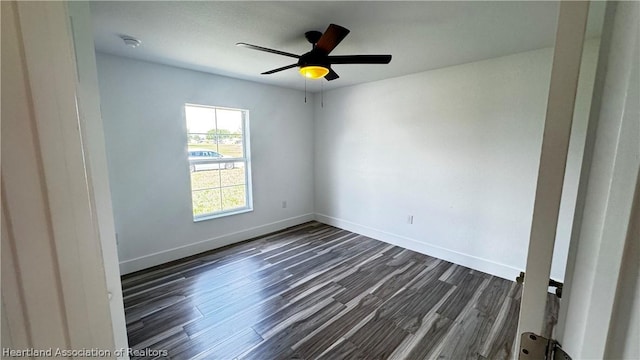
[122,222,556,360]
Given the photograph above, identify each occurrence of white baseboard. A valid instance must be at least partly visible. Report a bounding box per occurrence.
[314,213,522,281]
[120,212,523,280]
[119,213,315,274]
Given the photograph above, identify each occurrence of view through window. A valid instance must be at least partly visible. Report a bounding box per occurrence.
[185,104,252,220]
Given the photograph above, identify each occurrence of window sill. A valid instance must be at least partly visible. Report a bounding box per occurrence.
[193,207,253,222]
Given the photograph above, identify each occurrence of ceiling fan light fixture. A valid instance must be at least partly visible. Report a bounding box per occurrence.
[299,65,329,79]
[238,24,391,82]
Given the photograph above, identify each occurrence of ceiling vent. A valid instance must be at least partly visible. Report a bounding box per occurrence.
[120,35,141,48]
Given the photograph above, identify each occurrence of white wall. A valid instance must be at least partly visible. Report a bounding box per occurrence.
[96,54,315,274]
[314,42,598,281]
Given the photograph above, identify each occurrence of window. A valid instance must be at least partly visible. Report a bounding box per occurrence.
[185,104,252,220]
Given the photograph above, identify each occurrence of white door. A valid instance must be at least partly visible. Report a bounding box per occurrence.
[66,2,130,355]
[516,1,640,359]
[2,1,123,354]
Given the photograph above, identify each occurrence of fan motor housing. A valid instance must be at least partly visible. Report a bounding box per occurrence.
[298,50,331,69]
[305,31,323,45]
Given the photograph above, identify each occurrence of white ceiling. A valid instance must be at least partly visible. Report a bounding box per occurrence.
[91,1,604,92]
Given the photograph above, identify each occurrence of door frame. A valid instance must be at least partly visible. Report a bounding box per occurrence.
[556,1,640,357]
[516,0,640,358]
[516,0,590,340]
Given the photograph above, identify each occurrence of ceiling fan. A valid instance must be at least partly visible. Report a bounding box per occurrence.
[236,24,392,81]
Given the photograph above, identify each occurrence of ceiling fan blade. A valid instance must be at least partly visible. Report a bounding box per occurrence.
[236,43,300,59]
[261,64,298,75]
[315,24,350,54]
[329,55,392,64]
[325,68,340,81]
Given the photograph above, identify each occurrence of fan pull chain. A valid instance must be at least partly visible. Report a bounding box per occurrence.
[304,78,307,103]
[321,80,324,108]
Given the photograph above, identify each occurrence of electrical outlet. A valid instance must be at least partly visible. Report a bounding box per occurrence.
[282,201,287,209]
[408,215,414,224]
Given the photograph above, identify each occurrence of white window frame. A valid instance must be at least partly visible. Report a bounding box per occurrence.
[185,103,253,221]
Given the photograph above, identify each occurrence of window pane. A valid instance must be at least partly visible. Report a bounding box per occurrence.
[192,189,222,216]
[191,169,221,190]
[185,106,216,148]
[217,141,243,158]
[221,185,246,211]
[215,109,244,158]
[220,166,245,187]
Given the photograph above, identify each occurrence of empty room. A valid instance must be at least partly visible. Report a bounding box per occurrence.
[2,1,638,360]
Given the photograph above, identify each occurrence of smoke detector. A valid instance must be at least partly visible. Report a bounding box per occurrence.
[120,35,141,48]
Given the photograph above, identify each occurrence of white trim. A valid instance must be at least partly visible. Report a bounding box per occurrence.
[194,207,253,222]
[517,1,589,341]
[314,213,522,281]
[119,213,315,274]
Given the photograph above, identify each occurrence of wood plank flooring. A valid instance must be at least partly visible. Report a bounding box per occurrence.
[122,222,556,360]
